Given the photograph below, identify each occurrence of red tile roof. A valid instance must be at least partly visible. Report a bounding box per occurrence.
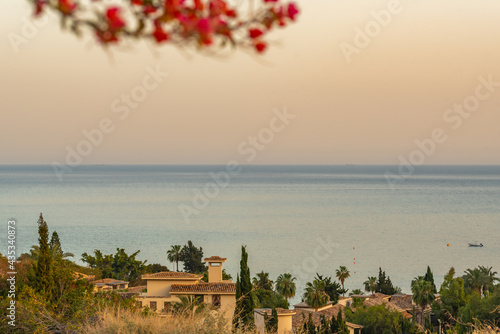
[93,278,128,284]
[142,272,202,280]
[255,308,296,316]
[170,282,236,294]
[292,307,362,329]
[204,256,227,262]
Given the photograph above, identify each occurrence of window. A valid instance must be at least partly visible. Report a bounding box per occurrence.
[212,295,221,308]
[137,301,142,308]
[163,302,172,311]
[150,301,157,310]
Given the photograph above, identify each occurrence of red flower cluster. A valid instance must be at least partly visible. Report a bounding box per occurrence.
[29,0,300,53]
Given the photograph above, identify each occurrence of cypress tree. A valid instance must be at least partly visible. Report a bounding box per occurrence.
[270,307,278,333]
[34,213,54,299]
[50,231,63,257]
[329,313,338,333]
[233,274,242,328]
[233,246,254,329]
[306,313,316,334]
[424,266,437,293]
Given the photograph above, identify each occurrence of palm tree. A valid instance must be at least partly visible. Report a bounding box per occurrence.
[363,276,377,294]
[478,266,498,296]
[463,268,485,296]
[411,277,435,325]
[349,288,363,296]
[167,245,182,272]
[303,280,329,309]
[252,271,273,291]
[275,273,296,302]
[30,244,74,262]
[335,266,350,296]
[173,295,205,317]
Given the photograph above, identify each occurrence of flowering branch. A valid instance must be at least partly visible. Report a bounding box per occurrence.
[28,0,300,53]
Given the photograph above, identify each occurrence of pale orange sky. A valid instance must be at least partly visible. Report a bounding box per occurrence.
[1,0,500,164]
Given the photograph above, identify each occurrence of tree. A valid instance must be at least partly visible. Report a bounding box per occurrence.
[167,245,182,272]
[345,305,418,334]
[411,277,435,325]
[146,263,169,273]
[253,271,273,291]
[329,313,339,333]
[49,231,63,257]
[349,288,363,296]
[265,307,279,333]
[33,213,54,299]
[433,267,466,322]
[303,279,329,309]
[233,246,255,329]
[462,267,485,296]
[81,248,147,282]
[478,265,498,296]
[275,273,296,302]
[376,268,398,295]
[179,241,207,274]
[364,276,377,294]
[423,266,437,294]
[27,0,300,53]
[315,274,343,303]
[336,311,348,334]
[335,266,350,296]
[302,312,316,334]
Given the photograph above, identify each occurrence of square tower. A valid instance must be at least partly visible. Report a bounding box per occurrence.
[204,256,227,283]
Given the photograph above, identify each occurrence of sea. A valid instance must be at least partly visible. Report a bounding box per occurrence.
[1,165,499,304]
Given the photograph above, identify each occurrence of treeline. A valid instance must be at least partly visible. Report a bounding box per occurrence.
[1,214,499,334]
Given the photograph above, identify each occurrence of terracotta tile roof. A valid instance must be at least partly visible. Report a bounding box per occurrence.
[255,308,296,316]
[370,292,391,299]
[204,256,227,262]
[346,322,364,329]
[142,272,203,280]
[292,307,362,329]
[390,294,414,311]
[170,282,236,294]
[93,278,128,285]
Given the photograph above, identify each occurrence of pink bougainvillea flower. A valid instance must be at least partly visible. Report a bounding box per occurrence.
[287,3,299,21]
[58,0,77,15]
[95,29,119,44]
[153,27,169,43]
[131,0,143,5]
[249,28,263,39]
[106,7,126,31]
[254,41,267,53]
[143,5,157,14]
[34,0,46,16]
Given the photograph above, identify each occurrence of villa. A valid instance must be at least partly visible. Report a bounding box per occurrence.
[92,278,129,292]
[254,308,296,334]
[137,256,236,325]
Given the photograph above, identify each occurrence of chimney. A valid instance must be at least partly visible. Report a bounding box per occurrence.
[204,256,227,283]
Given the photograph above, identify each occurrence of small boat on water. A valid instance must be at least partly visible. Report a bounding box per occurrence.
[468,242,484,247]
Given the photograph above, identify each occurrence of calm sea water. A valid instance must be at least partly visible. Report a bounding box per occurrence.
[1,165,499,303]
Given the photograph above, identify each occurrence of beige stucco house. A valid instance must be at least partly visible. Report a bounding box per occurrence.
[137,256,236,325]
[292,302,364,334]
[254,308,296,334]
[92,278,129,292]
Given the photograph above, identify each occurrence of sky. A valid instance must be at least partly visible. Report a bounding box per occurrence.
[1,0,500,165]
